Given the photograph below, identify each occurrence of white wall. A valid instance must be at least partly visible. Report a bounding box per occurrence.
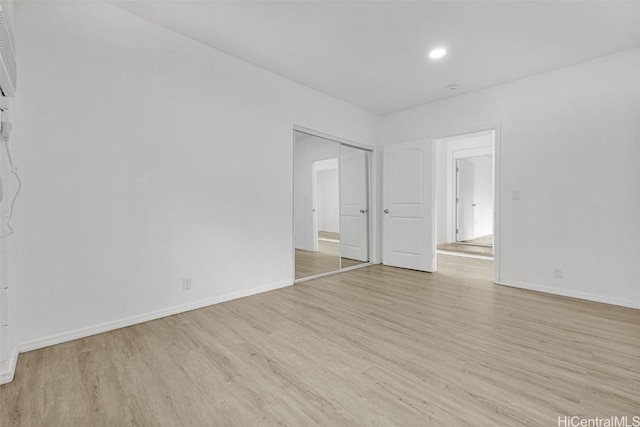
[383,47,640,309]
[435,141,447,245]
[11,2,378,350]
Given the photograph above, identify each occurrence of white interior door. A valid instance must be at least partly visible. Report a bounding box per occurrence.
[456,158,475,242]
[383,140,435,272]
[340,148,369,262]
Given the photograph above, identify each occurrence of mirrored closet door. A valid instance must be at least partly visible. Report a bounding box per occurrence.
[339,144,370,270]
[293,130,371,281]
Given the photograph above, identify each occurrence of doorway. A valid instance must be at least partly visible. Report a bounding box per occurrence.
[381,127,499,281]
[435,130,495,259]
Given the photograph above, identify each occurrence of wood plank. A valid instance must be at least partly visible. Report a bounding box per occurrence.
[1,255,638,426]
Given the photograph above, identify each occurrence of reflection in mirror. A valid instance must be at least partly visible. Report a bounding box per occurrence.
[340,145,370,268]
[294,131,340,279]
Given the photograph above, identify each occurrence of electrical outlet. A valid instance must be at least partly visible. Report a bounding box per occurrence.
[512,190,520,201]
[182,277,192,291]
[553,268,563,279]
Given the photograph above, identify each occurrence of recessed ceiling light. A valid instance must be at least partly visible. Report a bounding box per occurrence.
[429,48,447,59]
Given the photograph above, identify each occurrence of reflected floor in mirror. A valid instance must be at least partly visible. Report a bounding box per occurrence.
[295,241,367,279]
[318,232,368,270]
[295,240,340,279]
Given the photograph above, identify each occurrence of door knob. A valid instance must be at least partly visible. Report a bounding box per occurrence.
[384,209,389,214]
[360,209,366,213]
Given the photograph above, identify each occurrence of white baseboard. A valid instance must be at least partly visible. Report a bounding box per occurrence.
[496,279,640,310]
[0,344,18,385]
[436,249,493,261]
[14,275,636,365]
[18,279,293,353]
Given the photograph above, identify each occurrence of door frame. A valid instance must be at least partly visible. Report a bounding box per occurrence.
[311,160,319,252]
[433,124,501,283]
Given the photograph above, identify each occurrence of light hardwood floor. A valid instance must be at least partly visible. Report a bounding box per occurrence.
[1,255,639,426]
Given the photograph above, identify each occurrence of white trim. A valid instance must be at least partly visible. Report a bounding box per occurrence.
[293,125,375,152]
[291,128,297,278]
[18,279,293,353]
[430,139,438,271]
[311,160,320,252]
[369,149,380,263]
[496,279,640,310]
[433,126,495,142]
[493,125,502,284]
[294,262,373,284]
[436,249,493,261]
[0,344,18,385]
[317,237,339,243]
[338,262,373,274]
[294,269,342,284]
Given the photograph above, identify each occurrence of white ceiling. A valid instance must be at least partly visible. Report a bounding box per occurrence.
[111,1,640,116]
